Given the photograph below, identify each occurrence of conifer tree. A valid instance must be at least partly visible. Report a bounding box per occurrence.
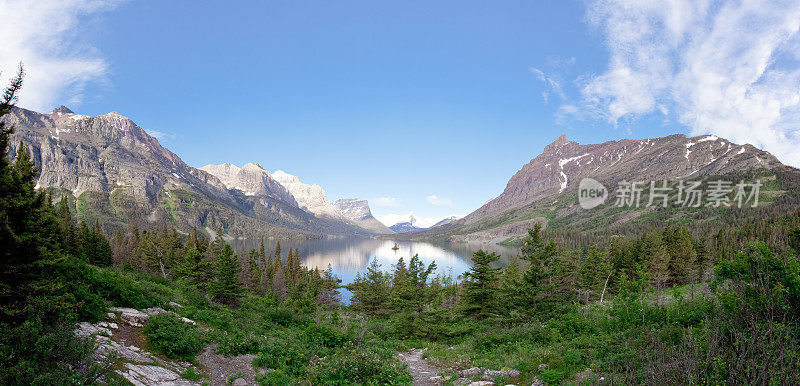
[461,250,500,319]
[209,242,243,306]
[174,247,212,289]
[350,258,389,316]
[316,264,341,308]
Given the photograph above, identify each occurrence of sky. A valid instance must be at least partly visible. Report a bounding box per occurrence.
[2,0,800,226]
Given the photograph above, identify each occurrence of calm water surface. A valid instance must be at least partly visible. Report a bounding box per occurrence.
[229,238,519,302]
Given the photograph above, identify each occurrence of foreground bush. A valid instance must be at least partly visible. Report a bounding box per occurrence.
[308,343,413,385]
[144,313,204,360]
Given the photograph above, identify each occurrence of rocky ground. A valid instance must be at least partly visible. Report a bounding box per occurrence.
[398,348,526,386]
[74,305,259,386]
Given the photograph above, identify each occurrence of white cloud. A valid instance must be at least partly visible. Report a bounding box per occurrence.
[530,67,565,103]
[582,0,800,166]
[426,195,453,207]
[146,129,177,141]
[0,0,122,112]
[377,213,463,228]
[371,197,399,207]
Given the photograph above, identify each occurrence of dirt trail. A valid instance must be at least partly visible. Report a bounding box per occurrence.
[398,349,443,385]
[196,343,258,385]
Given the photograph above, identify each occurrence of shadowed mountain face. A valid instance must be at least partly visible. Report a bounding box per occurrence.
[411,134,798,244]
[3,106,374,238]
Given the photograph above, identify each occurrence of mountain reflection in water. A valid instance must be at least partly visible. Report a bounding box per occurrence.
[227,238,519,303]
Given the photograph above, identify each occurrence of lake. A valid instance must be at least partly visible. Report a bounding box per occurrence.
[228,238,520,303]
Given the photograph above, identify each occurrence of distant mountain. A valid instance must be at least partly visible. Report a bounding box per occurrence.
[4,106,371,238]
[334,199,394,235]
[200,163,296,204]
[415,133,799,244]
[271,170,344,219]
[389,221,426,233]
[430,216,460,228]
[386,214,462,233]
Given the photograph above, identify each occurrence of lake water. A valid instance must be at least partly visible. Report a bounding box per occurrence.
[229,238,520,302]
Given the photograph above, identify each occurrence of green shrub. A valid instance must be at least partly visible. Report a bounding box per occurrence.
[144,314,204,360]
[0,298,108,385]
[253,332,311,376]
[308,343,413,385]
[539,368,564,384]
[257,370,293,386]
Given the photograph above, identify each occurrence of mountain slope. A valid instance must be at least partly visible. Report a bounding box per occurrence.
[199,163,297,205]
[4,106,368,238]
[334,199,394,235]
[415,133,799,244]
[271,170,345,220]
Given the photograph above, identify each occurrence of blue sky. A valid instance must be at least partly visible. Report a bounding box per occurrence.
[3,0,800,225]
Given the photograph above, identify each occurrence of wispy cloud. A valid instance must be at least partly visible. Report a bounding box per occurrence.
[581,0,800,166]
[530,67,565,104]
[146,129,177,141]
[0,0,123,112]
[426,195,453,207]
[371,197,399,207]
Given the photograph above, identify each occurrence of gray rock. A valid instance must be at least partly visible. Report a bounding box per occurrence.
[169,301,183,308]
[537,363,548,371]
[429,375,444,383]
[118,362,198,386]
[461,367,485,377]
[486,369,521,378]
[530,377,545,386]
[109,307,150,327]
[231,378,248,386]
[467,382,494,386]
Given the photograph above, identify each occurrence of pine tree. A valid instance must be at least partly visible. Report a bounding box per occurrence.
[174,247,212,289]
[350,258,389,316]
[577,246,611,303]
[316,264,341,308]
[209,242,243,306]
[461,250,500,319]
[78,219,112,267]
[271,258,288,302]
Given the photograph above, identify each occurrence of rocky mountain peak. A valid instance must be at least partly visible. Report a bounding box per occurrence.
[51,105,74,115]
[543,134,570,152]
[464,133,780,224]
[200,163,297,204]
[334,199,372,221]
[272,170,301,184]
[271,171,343,219]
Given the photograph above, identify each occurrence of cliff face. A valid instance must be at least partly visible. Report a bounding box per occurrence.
[4,106,369,238]
[334,199,394,235]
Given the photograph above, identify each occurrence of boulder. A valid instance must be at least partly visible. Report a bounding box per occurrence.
[468,382,495,386]
[109,307,150,327]
[118,363,198,386]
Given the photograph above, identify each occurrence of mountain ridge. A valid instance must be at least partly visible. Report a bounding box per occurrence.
[4,106,375,239]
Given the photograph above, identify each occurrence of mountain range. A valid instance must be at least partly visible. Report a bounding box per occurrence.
[388,215,461,233]
[5,106,799,244]
[402,134,800,244]
[5,106,391,239]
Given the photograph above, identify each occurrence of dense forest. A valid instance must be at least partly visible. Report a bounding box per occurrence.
[2,68,800,385]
